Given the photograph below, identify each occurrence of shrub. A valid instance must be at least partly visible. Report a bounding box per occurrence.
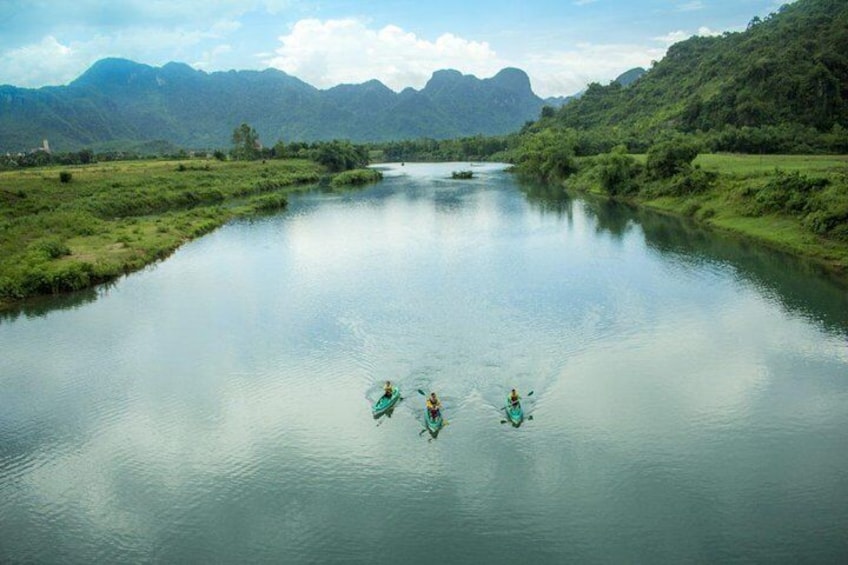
[754,170,828,215]
[646,138,700,179]
[595,146,641,196]
[668,166,718,196]
[252,193,288,211]
[38,238,71,259]
[513,129,578,182]
[331,168,383,187]
[803,208,848,238]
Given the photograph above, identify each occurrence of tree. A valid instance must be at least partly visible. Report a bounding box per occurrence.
[646,137,700,179]
[311,140,368,172]
[513,129,578,182]
[231,123,260,160]
[272,141,287,159]
[596,146,640,195]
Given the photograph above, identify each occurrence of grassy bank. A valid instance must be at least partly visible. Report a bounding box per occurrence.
[568,153,848,274]
[329,167,383,187]
[0,158,327,307]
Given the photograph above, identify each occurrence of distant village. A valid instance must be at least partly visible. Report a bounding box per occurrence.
[5,139,51,158]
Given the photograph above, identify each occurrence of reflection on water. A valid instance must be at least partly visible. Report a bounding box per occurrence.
[523,182,848,335]
[0,284,104,322]
[1,162,847,563]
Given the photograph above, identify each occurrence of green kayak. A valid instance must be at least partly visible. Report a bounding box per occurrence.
[505,396,523,426]
[425,409,444,434]
[372,387,400,417]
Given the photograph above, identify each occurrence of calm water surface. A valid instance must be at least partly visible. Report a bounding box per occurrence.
[2,162,847,563]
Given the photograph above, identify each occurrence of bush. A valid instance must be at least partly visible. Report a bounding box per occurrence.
[312,140,369,172]
[38,238,71,259]
[803,208,848,239]
[668,166,718,196]
[595,146,641,196]
[331,168,383,187]
[513,129,578,182]
[59,171,72,183]
[646,138,701,179]
[252,193,288,211]
[754,170,828,214]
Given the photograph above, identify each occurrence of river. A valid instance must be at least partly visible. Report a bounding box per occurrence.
[2,162,847,563]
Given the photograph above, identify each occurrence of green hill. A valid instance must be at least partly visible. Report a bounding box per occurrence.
[546,0,847,146]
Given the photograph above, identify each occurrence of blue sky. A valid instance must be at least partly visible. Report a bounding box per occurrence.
[0,0,788,97]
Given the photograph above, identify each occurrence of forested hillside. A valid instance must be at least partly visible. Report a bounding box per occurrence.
[508,0,848,267]
[539,0,847,154]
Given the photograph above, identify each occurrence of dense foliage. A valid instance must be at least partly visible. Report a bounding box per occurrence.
[309,141,369,172]
[512,129,578,181]
[531,0,847,154]
[368,135,516,162]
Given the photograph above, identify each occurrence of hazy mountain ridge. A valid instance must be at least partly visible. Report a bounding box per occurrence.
[0,59,562,152]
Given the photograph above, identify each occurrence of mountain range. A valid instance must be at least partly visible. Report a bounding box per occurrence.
[0,61,640,153]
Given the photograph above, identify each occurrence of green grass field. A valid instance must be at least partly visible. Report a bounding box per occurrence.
[643,154,848,273]
[695,153,848,178]
[569,153,848,274]
[0,158,326,306]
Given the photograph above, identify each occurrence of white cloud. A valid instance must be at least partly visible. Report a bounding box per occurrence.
[653,26,721,48]
[0,16,244,87]
[653,30,690,45]
[260,0,294,15]
[676,0,704,11]
[263,18,506,91]
[522,42,665,97]
[209,19,243,37]
[2,11,675,98]
[263,17,665,98]
[193,44,233,71]
[0,36,78,86]
[696,26,721,37]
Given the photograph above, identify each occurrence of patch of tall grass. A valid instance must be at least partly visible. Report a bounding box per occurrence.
[0,158,325,306]
[329,168,383,187]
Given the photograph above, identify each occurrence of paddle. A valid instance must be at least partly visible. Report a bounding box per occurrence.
[501,390,534,423]
[504,389,533,408]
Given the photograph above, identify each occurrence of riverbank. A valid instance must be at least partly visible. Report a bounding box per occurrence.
[0,158,365,308]
[567,153,848,276]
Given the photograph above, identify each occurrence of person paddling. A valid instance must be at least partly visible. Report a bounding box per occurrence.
[426,392,442,419]
[509,388,520,407]
[383,380,394,398]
